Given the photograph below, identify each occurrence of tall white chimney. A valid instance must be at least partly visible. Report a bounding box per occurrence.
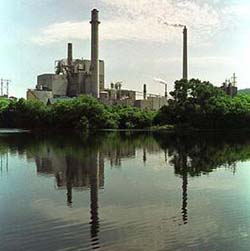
[183,26,188,80]
[90,9,100,98]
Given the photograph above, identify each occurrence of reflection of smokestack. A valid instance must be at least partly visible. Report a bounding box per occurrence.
[90,9,100,98]
[143,148,147,163]
[90,153,100,249]
[67,43,73,66]
[143,84,147,100]
[183,26,188,80]
[182,171,188,225]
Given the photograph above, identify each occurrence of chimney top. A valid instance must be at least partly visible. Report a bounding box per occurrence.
[91,9,100,23]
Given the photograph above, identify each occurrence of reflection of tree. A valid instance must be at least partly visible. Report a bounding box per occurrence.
[154,132,250,225]
[154,132,250,177]
[3,132,250,232]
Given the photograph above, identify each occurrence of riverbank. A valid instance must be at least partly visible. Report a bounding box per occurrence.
[2,78,250,132]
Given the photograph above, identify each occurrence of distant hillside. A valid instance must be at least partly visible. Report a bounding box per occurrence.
[238,89,250,95]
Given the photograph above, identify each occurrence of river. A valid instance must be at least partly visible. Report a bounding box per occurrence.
[1,131,250,251]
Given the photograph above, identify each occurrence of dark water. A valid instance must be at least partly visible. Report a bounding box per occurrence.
[1,131,250,251]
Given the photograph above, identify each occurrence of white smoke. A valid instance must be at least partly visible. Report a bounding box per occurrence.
[154,77,168,85]
[158,18,185,28]
[32,0,227,46]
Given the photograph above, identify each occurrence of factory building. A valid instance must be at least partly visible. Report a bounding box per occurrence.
[27,9,104,104]
[27,9,168,110]
[135,96,168,110]
[221,73,238,97]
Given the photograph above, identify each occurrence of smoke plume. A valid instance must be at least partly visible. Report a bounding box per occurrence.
[158,18,185,28]
[154,77,167,85]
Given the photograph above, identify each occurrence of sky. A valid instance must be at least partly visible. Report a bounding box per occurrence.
[1,0,250,98]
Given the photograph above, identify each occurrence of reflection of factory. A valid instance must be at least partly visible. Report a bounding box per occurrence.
[36,149,104,191]
[105,144,136,167]
[26,9,168,110]
[35,146,103,246]
[35,143,138,187]
[0,153,8,174]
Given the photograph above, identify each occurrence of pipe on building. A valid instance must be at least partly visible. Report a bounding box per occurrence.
[165,84,168,98]
[90,9,100,98]
[67,43,73,66]
[183,26,188,80]
[66,43,74,96]
[143,84,147,100]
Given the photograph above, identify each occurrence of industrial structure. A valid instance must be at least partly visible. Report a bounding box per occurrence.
[221,73,238,97]
[0,79,11,98]
[23,9,239,109]
[27,9,104,103]
[183,26,188,80]
[27,9,168,110]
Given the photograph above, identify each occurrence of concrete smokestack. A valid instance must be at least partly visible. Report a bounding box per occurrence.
[90,9,100,98]
[143,84,147,100]
[164,84,168,98]
[183,26,188,80]
[67,43,73,66]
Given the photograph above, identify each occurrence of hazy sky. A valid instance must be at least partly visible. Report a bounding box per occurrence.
[1,0,250,97]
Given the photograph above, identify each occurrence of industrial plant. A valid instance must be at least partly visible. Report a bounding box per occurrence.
[26,9,169,110]
[0,79,12,98]
[26,9,237,109]
[221,73,238,97]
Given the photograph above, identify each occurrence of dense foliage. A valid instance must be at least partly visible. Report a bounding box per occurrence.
[155,78,250,129]
[3,79,250,131]
[0,95,156,130]
[238,88,250,95]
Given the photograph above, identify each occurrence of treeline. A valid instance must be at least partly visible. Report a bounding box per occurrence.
[154,79,250,130]
[0,96,156,130]
[2,79,250,131]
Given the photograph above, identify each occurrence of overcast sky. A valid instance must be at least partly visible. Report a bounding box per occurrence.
[1,0,250,97]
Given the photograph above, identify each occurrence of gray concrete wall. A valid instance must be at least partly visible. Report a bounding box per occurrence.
[135,97,168,110]
[27,89,53,104]
[99,60,105,90]
[134,100,151,110]
[37,74,54,90]
[37,74,67,97]
[37,59,104,98]
[52,75,68,96]
[148,96,168,110]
